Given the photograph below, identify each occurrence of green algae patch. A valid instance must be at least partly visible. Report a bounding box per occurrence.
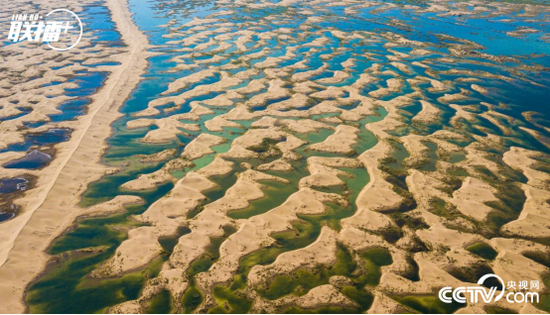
[282,305,357,313]
[394,294,465,314]
[296,127,334,145]
[209,286,253,314]
[427,196,461,220]
[259,267,329,300]
[158,226,192,254]
[359,247,393,285]
[485,306,518,314]
[523,251,550,268]
[211,244,392,313]
[256,246,391,311]
[145,289,172,314]
[80,145,177,208]
[535,273,550,313]
[182,282,203,313]
[207,159,374,311]
[417,141,438,172]
[181,225,238,313]
[448,152,466,164]
[190,142,232,171]
[258,244,356,300]
[378,139,417,212]
[26,256,165,314]
[181,229,243,312]
[26,182,174,313]
[466,242,498,260]
[227,179,297,219]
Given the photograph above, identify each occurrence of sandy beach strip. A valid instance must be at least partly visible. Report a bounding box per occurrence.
[0,0,150,312]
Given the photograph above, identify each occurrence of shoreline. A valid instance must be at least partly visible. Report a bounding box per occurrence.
[0,0,150,312]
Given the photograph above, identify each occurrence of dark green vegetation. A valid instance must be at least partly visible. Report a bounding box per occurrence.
[523,251,550,269]
[537,274,550,313]
[158,226,192,253]
[466,242,498,260]
[145,290,172,314]
[447,264,502,290]
[391,212,429,231]
[230,246,393,313]
[208,183,370,312]
[485,306,518,314]
[474,165,527,235]
[199,111,384,312]
[26,183,174,313]
[439,166,467,196]
[393,295,465,314]
[181,225,237,313]
[393,294,466,314]
[378,139,417,213]
[416,157,533,242]
[401,255,421,282]
[258,246,391,301]
[427,196,461,220]
[27,253,166,313]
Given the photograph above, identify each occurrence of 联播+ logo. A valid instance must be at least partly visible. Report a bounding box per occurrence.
[8,9,83,51]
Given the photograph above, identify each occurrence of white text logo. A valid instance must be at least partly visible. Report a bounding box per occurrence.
[8,9,83,51]
[439,274,539,304]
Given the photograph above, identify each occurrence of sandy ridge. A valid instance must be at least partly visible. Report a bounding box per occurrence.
[0,0,149,312]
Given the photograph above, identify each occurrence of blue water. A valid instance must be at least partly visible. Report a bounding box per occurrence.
[0,107,32,122]
[0,178,28,194]
[49,71,108,122]
[85,2,123,44]
[0,212,15,221]
[0,129,71,153]
[3,150,52,169]
[0,2,121,169]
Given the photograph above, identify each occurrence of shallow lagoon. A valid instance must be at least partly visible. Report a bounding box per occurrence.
[3,150,52,169]
[0,2,122,173]
[0,178,28,194]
